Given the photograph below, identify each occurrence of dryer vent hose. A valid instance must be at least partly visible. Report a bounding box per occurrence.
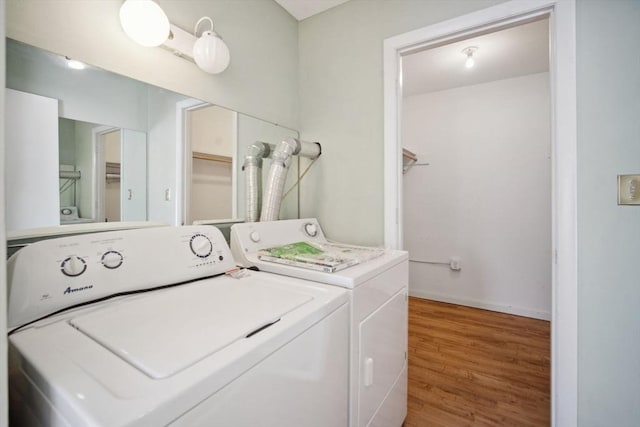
[243,142,270,222]
[260,138,321,222]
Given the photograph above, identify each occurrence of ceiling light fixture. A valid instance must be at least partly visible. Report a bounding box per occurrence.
[119,0,170,47]
[118,0,230,74]
[462,46,478,69]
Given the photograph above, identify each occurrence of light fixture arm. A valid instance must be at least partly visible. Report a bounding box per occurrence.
[194,16,215,37]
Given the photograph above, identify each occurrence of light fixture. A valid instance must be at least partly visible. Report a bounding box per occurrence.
[118,0,230,74]
[119,0,170,47]
[65,57,86,70]
[192,17,230,74]
[462,46,478,69]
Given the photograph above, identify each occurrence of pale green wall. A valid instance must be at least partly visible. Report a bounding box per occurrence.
[577,1,640,425]
[297,0,503,245]
[6,0,299,129]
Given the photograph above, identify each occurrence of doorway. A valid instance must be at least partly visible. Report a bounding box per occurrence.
[93,126,147,223]
[181,103,237,225]
[102,129,121,222]
[402,18,551,319]
[383,1,577,425]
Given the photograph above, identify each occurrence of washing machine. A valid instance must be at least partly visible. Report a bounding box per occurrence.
[230,218,409,427]
[7,225,349,427]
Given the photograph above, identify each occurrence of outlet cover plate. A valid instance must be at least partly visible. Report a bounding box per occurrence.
[618,174,640,205]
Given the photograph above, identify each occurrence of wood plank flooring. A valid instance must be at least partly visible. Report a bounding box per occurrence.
[404,297,550,427]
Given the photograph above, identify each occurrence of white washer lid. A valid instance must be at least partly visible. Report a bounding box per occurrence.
[69,277,312,379]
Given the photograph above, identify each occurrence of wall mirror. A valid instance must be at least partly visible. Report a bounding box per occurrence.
[5,38,300,233]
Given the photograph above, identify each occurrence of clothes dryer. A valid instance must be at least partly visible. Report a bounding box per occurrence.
[231,218,409,427]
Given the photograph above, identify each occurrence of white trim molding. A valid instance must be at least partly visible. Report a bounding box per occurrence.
[175,98,209,226]
[383,1,577,426]
[409,289,552,321]
[92,125,120,223]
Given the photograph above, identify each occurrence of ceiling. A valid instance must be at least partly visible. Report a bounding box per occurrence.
[402,18,549,97]
[274,0,349,21]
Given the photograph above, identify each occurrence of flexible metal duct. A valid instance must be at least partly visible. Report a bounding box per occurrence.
[260,138,321,222]
[242,142,270,222]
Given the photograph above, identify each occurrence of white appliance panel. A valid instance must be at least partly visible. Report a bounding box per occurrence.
[230,218,408,288]
[7,225,235,330]
[170,304,349,427]
[8,225,349,427]
[230,219,409,427]
[358,290,407,427]
[70,277,312,378]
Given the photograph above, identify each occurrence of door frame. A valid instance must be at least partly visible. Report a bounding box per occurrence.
[175,99,239,225]
[92,125,120,222]
[382,0,577,426]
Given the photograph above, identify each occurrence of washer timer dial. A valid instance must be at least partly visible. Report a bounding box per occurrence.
[101,251,124,269]
[60,255,87,277]
[190,234,213,258]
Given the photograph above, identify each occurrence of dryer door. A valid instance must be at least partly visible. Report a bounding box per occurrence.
[358,289,407,427]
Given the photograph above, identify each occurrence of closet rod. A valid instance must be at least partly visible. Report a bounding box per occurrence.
[59,170,81,180]
[192,151,232,164]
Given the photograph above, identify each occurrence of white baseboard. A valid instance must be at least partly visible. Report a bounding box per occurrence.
[409,289,551,321]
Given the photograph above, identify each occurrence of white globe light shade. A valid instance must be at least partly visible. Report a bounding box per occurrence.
[193,31,230,74]
[119,0,170,47]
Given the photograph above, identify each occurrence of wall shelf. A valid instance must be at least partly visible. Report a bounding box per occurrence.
[402,148,430,173]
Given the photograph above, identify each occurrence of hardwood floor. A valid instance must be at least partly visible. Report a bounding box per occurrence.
[404,297,550,427]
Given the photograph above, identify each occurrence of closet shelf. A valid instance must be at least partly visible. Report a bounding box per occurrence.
[402,148,418,174]
[402,148,418,162]
[106,162,121,181]
[402,148,429,174]
[192,151,232,164]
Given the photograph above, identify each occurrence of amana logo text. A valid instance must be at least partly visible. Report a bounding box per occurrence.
[63,285,93,295]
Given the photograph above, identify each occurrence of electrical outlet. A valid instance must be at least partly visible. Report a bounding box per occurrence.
[618,175,640,205]
[449,256,461,271]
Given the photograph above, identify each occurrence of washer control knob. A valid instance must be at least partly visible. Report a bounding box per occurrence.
[61,255,87,277]
[101,251,124,269]
[190,234,213,258]
[250,231,261,243]
[304,223,318,237]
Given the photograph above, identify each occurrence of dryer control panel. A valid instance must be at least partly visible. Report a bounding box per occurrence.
[7,225,235,330]
[230,218,327,268]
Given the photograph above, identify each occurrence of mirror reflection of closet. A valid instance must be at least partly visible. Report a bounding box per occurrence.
[185,105,235,224]
[103,129,121,222]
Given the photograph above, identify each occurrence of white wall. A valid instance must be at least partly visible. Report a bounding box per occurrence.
[191,160,233,222]
[577,1,640,425]
[5,89,60,231]
[189,105,234,222]
[190,105,234,157]
[403,73,551,319]
[146,87,190,225]
[6,0,299,129]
